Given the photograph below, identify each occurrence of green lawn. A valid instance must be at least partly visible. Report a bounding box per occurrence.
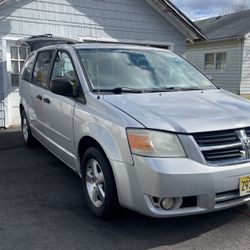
[241,95,250,99]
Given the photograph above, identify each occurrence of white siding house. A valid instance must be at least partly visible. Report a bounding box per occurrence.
[187,39,243,94]
[241,33,250,94]
[186,10,250,96]
[0,0,205,128]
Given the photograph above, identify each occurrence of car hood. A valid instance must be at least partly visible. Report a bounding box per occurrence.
[103,89,250,133]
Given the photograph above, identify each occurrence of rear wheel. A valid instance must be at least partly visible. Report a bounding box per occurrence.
[21,110,35,147]
[81,147,118,219]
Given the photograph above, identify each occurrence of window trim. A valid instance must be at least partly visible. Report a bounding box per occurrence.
[31,49,56,89]
[204,52,227,72]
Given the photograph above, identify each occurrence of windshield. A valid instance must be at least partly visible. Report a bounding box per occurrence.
[77,48,216,92]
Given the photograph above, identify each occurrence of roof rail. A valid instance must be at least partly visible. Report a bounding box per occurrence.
[29,34,53,39]
[16,34,81,51]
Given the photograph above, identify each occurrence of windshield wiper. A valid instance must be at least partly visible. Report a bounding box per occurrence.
[112,87,146,94]
[93,87,145,94]
[149,87,204,92]
[93,86,204,94]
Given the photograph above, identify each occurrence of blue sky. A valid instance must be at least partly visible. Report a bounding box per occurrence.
[171,0,250,20]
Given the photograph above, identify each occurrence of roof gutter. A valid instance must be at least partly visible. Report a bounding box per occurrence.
[161,0,207,40]
[187,36,244,45]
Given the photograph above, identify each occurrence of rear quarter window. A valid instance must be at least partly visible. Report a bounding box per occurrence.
[21,53,36,82]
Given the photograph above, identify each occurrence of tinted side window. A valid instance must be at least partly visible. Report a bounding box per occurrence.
[21,53,36,82]
[51,51,78,93]
[33,51,54,88]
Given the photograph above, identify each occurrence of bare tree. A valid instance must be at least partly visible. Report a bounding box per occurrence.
[220,2,249,15]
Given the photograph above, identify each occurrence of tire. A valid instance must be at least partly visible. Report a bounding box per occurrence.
[81,147,118,219]
[21,109,35,147]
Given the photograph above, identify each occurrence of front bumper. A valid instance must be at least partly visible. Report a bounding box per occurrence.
[111,156,250,218]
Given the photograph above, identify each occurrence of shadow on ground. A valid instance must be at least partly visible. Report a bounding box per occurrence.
[0,128,248,250]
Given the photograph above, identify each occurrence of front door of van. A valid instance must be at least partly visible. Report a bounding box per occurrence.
[41,50,78,167]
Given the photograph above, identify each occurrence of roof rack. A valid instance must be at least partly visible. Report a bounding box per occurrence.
[16,34,80,51]
[29,34,53,39]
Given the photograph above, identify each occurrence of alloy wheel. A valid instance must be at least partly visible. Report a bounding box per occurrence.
[85,158,106,208]
[22,116,29,142]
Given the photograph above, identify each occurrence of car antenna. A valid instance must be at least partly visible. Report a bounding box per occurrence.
[95,25,100,100]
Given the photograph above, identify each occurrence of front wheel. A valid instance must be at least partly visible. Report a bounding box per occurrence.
[21,110,35,147]
[81,147,118,219]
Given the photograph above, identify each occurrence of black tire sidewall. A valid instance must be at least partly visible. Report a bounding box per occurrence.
[21,110,34,146]
[81,147,117,218]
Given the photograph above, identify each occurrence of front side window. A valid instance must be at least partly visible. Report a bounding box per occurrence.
[10,46,29,87]
[51,51,78,93]
[77,48,215,92]
[205,52,227,71]
[33,51,54,88]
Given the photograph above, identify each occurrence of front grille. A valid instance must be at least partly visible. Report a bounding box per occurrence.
[202,146,243,161]
[215,189,240,203]
[245,128,250,137]
[215,189,250,204]
[194,129,239,147]
[193,129,248,165]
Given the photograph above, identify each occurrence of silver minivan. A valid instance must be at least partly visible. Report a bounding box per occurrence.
[20,43,250,218]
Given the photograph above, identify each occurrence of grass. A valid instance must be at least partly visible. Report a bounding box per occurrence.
[241,94,250,99]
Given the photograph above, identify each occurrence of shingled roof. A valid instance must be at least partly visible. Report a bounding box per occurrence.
[195,9,250,41]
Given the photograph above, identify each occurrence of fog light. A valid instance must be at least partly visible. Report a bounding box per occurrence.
[161,197,174,210]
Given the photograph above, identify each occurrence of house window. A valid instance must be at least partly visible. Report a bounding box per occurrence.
[204,53,215,71]
[216,52,227,71]
[10,46,29,87]
[204,52,227,71]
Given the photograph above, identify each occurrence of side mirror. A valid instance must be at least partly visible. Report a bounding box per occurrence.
[50,78,75,97]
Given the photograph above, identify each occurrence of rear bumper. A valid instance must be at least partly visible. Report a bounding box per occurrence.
[111,157,250,218]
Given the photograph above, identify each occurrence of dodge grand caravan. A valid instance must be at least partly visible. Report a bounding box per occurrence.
[20,43,250,218]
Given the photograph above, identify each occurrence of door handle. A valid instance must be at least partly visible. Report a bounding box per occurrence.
[43,97,51,104]
[36,95,43,100]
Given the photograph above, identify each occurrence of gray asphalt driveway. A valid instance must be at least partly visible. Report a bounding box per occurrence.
[0,128,249,250]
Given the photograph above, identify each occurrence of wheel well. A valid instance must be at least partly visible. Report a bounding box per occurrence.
[78,136,108,171]
[78,136,119,209]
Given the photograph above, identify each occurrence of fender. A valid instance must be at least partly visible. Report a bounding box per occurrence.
[74,121,134,172]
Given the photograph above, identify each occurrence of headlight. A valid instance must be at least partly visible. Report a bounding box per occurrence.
[127,129,186,158]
